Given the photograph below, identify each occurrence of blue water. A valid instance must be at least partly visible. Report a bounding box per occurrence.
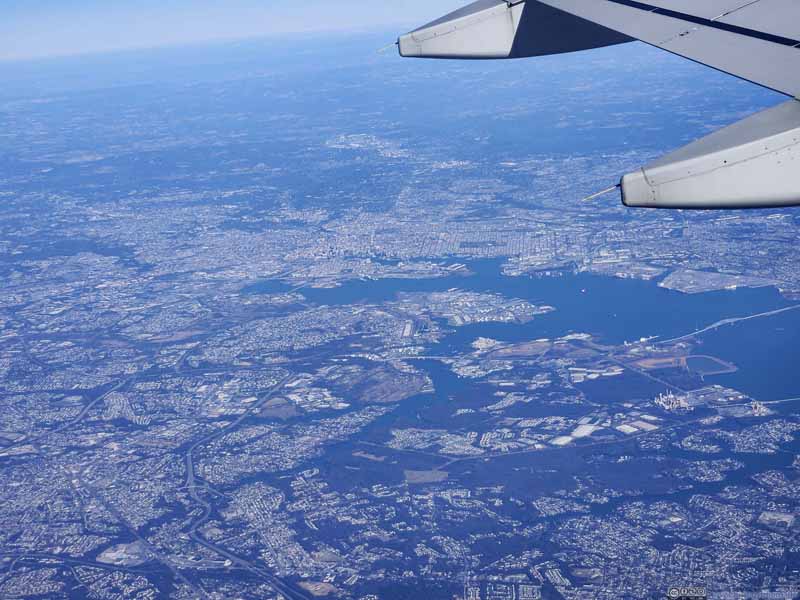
[248,258,798,401]
[699,309,800,399]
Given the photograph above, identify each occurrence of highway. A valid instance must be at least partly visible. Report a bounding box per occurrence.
[181,374,314,600]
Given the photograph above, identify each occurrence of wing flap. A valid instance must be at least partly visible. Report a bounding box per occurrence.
[718,0,800,44]
[616,0,752,20]
[539,0,800,96]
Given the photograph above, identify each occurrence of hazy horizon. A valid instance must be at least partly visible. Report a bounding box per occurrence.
[0,0,464,62]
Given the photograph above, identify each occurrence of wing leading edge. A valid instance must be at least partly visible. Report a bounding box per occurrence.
[398,0,800,209]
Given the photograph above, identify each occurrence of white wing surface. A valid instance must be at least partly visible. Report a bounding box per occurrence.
[539,0,800,97]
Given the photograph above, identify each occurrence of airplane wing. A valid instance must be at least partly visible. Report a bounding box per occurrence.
[398,0,800,209]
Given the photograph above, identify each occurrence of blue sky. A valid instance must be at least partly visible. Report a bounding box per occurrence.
[0,0,465,61]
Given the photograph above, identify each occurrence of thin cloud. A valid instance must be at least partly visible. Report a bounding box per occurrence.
[0,0,465,61]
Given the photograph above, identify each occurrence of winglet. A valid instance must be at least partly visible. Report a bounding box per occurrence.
[398,0,631,60]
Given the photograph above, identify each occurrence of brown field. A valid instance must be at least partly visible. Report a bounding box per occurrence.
[489,340,552,359]
[633,357,682,370]
[298,582,338,597]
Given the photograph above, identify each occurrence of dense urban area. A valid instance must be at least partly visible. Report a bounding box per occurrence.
[1,33,799,600]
